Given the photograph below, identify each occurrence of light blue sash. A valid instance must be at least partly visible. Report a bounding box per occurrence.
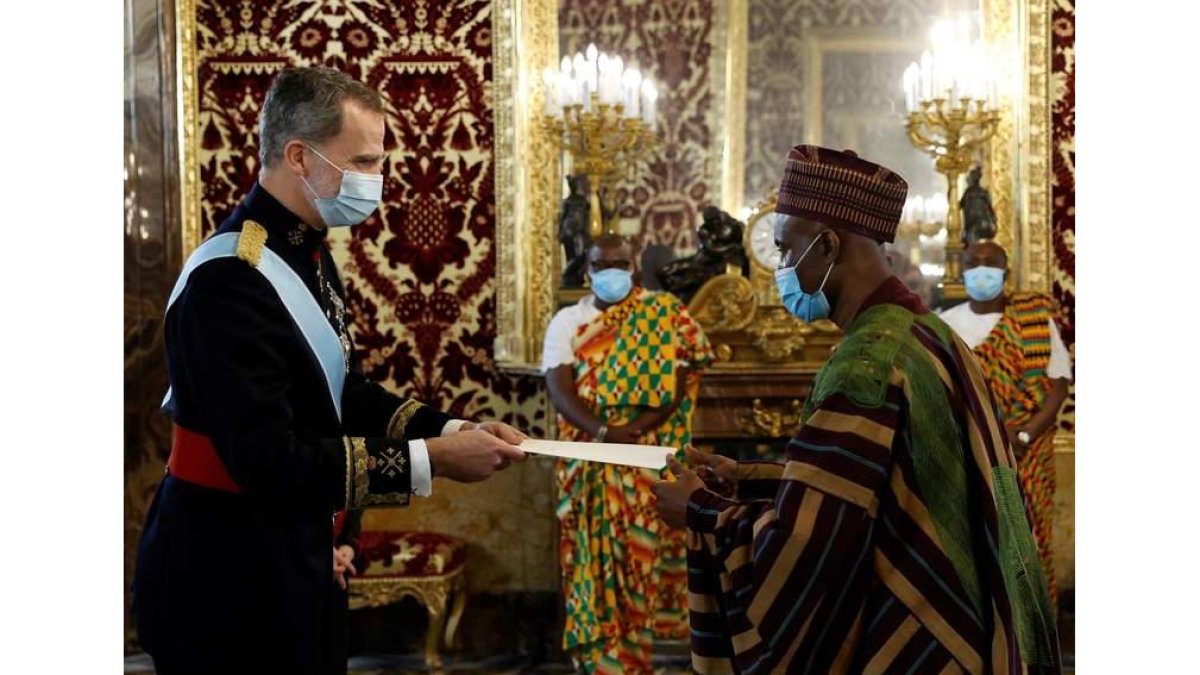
[161,232,346,421]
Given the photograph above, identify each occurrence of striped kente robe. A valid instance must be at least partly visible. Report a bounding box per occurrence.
[684,278,1060,674]
[972,292,1063,607]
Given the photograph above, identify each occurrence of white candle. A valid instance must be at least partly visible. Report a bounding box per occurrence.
[607,56,621,106]
[611,56,624,108]
[623,67,642,117]
[596,53,609,104]
[902,63,912,111]
[920,50,934,101]
[587,45,599,92]
[642,80,658,129]
[558,73,572,109]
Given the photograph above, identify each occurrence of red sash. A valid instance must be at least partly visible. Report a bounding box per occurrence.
[168,423,348,536]
[168,424,242,493]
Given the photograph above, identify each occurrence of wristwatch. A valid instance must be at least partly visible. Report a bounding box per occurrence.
[1017,430,1032,445]
[595,424,609,442]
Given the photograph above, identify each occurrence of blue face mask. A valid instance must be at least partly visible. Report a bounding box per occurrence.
[775,231,834,322]
[302,144,384,228]
[590,268,634,304]
[963,266,1006,302]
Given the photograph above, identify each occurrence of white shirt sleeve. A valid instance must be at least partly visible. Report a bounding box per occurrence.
[541,309,578,373]
[409,439,433,497]
[1046,318,1073,381]
[441,419,469,435]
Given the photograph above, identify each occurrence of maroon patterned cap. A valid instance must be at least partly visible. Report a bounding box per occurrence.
[775,145,909,243]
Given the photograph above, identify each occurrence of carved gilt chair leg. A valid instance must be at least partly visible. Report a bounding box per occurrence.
[444,575,467,650]
[424,587,449,671]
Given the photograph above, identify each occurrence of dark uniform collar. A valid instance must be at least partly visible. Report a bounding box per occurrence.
[242,182,328,253]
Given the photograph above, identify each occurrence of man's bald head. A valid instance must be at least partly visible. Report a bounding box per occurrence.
[964,240,1008,271]
[588,234,634,272]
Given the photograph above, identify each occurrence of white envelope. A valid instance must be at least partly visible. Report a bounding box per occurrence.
[520,439,674,470]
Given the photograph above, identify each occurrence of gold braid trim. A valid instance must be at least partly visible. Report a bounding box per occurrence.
[350,437,369,508]
[236,220,268,266]
[387,399,426,439]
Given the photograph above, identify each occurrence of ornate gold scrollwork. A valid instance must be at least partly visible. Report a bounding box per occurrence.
[747,307,812,362]
[687,273,758,332]
[714,344,734,363]
[739,398,803,438]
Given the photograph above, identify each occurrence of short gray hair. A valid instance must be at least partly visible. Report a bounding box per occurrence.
[258,67,385,168]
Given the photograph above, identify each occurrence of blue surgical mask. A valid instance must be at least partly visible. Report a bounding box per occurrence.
[963,266,1006,302]
[302,144,384,228]
[774,232,834,322]
[590,268,633,303]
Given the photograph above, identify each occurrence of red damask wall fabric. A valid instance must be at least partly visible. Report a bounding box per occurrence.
[194,0,546,435]
[1051,1,1075,428]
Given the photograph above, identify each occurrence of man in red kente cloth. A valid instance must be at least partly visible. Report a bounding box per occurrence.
[653,145,1060,674]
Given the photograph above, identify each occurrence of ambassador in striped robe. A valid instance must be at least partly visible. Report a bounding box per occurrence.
[653,145,1060,674]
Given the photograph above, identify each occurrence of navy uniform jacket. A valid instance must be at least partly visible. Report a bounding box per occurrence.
[133,184,450,673]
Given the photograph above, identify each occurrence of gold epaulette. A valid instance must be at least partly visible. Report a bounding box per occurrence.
[236,220,268,266]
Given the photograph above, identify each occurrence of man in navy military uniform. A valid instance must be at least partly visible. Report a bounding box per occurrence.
[133,67,528,674]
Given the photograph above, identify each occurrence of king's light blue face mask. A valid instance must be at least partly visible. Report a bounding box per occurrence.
[302,144,384,228]
[590,268,634,303]
[774,230,834,323]
[963,265,1006,302]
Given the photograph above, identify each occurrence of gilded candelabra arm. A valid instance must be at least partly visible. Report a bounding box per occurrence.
[905,119,945,154]
[930,99,952,127]
[964,114,1000,144]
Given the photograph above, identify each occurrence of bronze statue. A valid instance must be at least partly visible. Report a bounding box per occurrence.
[960,165,998,245]
[558,175,592,288]
[656,206,750,302]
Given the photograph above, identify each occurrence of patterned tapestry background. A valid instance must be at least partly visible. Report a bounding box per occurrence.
[1051,0,1075,431]
[171,0,554,596]
[559,0,719,253]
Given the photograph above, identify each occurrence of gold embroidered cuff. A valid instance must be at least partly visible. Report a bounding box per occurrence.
[387,399,426,439]
[350,437,369,508]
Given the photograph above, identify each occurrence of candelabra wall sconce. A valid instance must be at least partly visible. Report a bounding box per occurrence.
[901,17,1000,302]
[541,43,658,238]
